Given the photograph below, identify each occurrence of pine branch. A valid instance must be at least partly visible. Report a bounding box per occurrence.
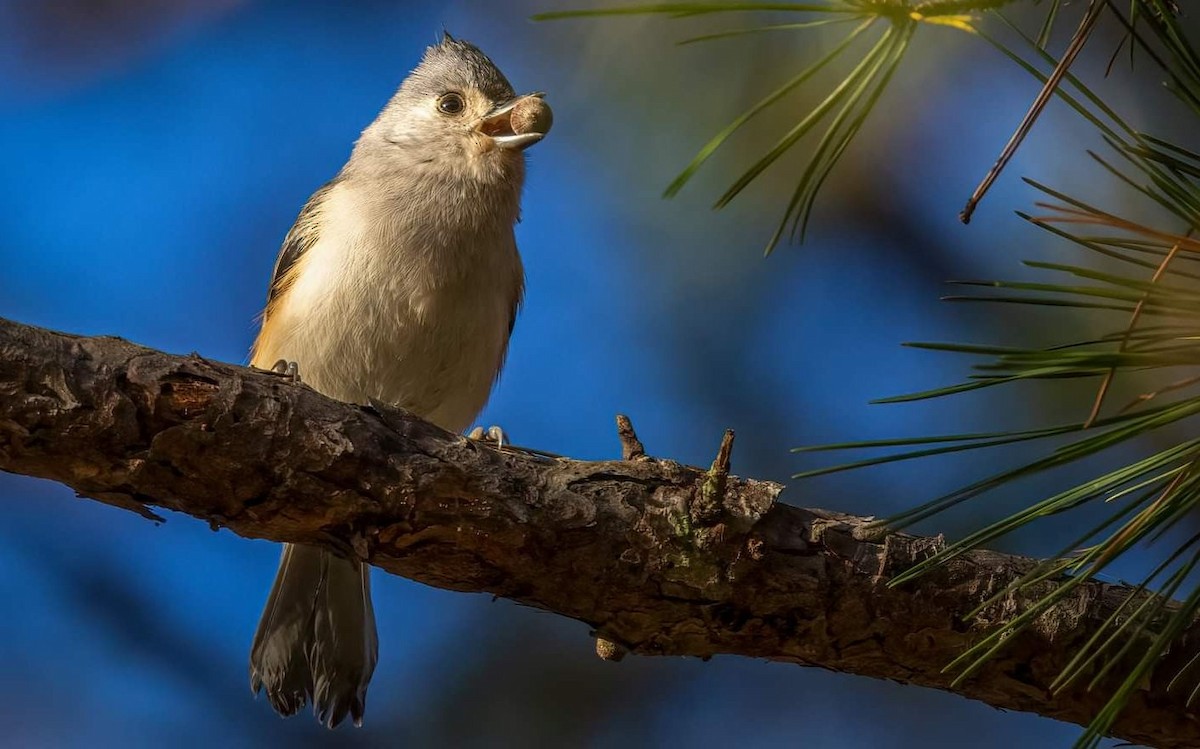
[0,315,1196,747]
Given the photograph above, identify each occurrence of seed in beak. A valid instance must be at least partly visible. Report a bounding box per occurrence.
[509,97,553,138]
[480,96,553,151]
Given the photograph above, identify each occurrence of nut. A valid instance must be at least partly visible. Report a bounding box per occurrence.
[510,97,553,137]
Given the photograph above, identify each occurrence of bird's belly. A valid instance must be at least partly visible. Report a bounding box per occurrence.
[254,264,511,435]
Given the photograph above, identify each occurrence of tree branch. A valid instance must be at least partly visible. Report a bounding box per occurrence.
[0,315,1196,747]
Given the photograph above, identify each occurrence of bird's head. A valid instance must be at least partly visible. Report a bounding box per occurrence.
[356,34,552,187]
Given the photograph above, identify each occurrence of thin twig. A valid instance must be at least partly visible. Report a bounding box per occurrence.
[961,0,1106,224]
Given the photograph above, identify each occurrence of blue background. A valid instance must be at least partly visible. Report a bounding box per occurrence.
[0,1,1162,746]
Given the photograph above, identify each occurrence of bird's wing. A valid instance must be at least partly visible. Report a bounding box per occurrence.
[507,280,523,338]
[265,179,338,308]
[250,179,337,368]
[496,231,525,380]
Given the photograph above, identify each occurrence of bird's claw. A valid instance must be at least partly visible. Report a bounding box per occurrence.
[468,425,507,449]
[270,359,301,384]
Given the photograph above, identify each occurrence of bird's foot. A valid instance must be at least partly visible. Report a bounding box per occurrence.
[269,359,301,384]
[468,425,507,450]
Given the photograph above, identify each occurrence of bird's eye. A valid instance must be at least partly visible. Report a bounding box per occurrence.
[437,93,465,115]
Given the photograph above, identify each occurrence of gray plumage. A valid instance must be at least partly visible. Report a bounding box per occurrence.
[249,545,376,726]
[247,34,549,728]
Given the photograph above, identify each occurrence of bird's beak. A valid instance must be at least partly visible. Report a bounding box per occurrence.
[477,92,552,151]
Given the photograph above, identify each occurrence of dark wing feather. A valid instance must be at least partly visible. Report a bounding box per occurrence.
[497,237,525,381]
[507,229,525,338]
[265,179,338,306]
[508,291,521,338]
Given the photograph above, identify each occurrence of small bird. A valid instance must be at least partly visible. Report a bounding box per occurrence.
[247,34,551,728]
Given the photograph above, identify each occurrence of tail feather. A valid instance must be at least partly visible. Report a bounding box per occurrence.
[249,543,378,728]
[249,543,321,715]
[311,551,377,727]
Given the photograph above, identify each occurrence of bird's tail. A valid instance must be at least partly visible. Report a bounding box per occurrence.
[249,543,378,728]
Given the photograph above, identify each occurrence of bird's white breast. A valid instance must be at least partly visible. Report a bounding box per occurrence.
[253,181,521,434]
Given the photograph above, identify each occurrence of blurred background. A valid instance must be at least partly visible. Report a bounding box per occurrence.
[0,0,1179,746]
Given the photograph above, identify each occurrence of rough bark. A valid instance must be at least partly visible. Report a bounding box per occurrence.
[0,315,1197,748]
